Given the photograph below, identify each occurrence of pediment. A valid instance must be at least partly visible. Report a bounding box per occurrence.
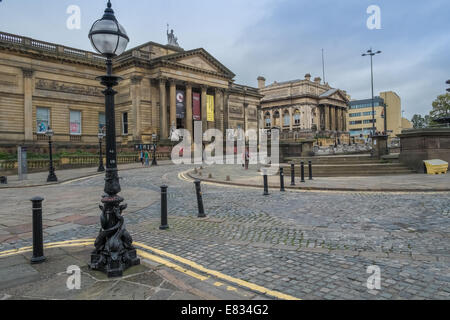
[177,56,219,73]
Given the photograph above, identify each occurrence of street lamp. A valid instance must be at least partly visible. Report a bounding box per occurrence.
[152,133,158,166]
[446,80,450,92]
[88,0,140,277]
[46,127,58,182]
[362,49,382,137]
[97,130,105,172]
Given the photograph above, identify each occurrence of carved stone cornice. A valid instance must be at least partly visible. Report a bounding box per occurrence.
[130,75,143,85]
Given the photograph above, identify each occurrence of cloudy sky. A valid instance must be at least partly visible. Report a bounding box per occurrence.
[1,0,449,119]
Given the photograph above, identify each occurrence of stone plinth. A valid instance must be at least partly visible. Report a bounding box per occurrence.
[372,135,389,159]
[279,140,315,163]
[398,128,450,173]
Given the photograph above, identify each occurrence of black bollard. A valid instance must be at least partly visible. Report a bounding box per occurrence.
[301,161,306,183]
[30,197,46,264]
[308,160,313,180]
[290,163,295,186]
[160,185,169,230]
[280,167,285,192]
[263,169,269,196]
[194,180,206,218]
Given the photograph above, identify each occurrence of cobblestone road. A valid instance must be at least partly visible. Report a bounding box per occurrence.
[1,164,449,300]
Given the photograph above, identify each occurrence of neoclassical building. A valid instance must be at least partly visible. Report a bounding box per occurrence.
[0,30,261,150]
[257,74,350,137]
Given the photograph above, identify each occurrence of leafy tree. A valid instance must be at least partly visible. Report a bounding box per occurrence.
[411,114,425,128]
[430,93,450,120]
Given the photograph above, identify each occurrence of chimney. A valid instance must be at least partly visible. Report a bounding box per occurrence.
[314,77,321,84]
[257,76,266,89]
[304,73,311,81]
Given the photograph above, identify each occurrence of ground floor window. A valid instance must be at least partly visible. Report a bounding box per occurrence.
[99,112,106,133]
[122,112,129,135]
[294,110,301,125]
[36,107,50,134]
[70,110,82,135]
[283,112,290,127]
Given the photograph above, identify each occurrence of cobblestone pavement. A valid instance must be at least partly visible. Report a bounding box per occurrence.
[0,164,449,300]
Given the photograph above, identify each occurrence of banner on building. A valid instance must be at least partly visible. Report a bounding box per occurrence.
[207,94,214,122]
[193,92,201,121]
[176,90,185,119]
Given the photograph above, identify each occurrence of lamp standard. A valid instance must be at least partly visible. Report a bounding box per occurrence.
[362,49,382,137]
[446,80,450,93]
[97,130,105,172]
[88,0,140,277]
[152,133,158,166]
[46,127,58,182]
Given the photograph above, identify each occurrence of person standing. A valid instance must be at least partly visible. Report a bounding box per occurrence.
[140,150,144,166]
[144,151,150,167]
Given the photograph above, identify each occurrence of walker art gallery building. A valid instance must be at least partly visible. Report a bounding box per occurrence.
[0,30,349,152]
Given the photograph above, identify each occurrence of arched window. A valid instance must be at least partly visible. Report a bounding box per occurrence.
[294,110,301,125]
[273,110,280,127]
[264,112,271,128]
[283,111,290,127]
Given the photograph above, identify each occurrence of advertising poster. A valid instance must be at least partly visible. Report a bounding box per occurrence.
[193,92,201,121]
[207,94,214,122]
[176,90,185,119]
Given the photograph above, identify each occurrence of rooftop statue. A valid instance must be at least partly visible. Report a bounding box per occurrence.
[167,24,180,47]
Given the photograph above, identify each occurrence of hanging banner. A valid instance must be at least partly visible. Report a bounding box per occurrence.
[207,94,215,122]
[193,92,201,121]
[176,90,185,119]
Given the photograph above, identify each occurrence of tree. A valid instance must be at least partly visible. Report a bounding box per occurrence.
[430,93,450,120]
[411,114,425,128]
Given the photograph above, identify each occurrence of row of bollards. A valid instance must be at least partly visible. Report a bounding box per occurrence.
[158,179,206,230]
[263,161,313,196]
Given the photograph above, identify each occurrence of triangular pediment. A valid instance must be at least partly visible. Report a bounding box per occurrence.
[158,49,235,78]
[320,89,349,103]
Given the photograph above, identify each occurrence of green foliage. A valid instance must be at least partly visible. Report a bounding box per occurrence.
[430,93,450,120]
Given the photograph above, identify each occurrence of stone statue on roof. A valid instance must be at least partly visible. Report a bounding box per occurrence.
[167,24,180,47]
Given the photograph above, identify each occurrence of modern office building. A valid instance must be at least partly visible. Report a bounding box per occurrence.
[347,91,409,138]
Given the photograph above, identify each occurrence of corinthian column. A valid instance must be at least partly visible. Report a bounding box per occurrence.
[23,69,34,141]
[169,79,176,129]
[201,85,207,133]
[159,78,168,139]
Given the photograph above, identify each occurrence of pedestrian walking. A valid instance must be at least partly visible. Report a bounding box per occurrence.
[144,151,150,167]
[140,150,144,166]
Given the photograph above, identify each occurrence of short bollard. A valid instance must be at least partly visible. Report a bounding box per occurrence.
[194,180,206,218]
[160,185,169,230]
[308,160,313,180]
[301,161,306,183]
[290,163,295,186]
[280,167,285,192]
[263,169,269,196]
[30,197,46,264]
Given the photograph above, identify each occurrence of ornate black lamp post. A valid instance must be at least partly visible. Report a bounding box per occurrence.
[152,133,158,166]
[97,130,105,172]
[88,0,140,277]
[46,127,58,182]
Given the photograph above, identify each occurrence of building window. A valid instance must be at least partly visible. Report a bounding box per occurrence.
[99,112,106,133]
[122,112,128,135]
[36,107,50,134]
[70,110,82,135]
[349,113,362,117]
[283,111,290,127]
[363,119,376,124]
[264,112,271,128]
[294,110,301,125]
[350,120,362,125]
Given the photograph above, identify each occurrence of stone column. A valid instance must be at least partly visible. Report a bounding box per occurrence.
[169,79,176,129]
[289,107,293,131]
[130,75,143,141]
[323,105,330,131]
[201,85,207,133]
[22,69,34,141]
[186,83,193,140]
[330,106,336,132]
[215,88,224,132]
[159,78,168,139]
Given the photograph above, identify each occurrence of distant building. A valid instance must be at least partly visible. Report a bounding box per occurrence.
[347,91,408,138]
[257,74,350,137]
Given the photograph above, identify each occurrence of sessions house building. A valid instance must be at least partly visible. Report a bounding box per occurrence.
[0,30,262,151]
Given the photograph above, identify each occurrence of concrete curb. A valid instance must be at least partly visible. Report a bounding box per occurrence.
[186,171,450,193]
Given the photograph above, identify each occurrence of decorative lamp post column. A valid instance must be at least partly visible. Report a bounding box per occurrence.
[97,130,105,172]
[152,133,158,166]
[46,127,58,182]
[88,0,140,277]
[362,49,382,137]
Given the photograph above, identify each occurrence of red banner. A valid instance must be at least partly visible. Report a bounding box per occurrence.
[193,92,201,121]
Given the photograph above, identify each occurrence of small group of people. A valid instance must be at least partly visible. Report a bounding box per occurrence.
[139,150,151,167]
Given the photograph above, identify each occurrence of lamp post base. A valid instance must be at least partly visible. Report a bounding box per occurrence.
[97,166,105,173]
[47,174,58,183]
[89,194,140,278]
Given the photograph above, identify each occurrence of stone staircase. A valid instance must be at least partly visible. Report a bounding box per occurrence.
[283,154,416,177]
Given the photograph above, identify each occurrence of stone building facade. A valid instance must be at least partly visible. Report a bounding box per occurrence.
[257,74,350,138]
[0,31,261,151]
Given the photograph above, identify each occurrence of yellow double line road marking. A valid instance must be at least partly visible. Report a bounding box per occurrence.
[0,239,300,300]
